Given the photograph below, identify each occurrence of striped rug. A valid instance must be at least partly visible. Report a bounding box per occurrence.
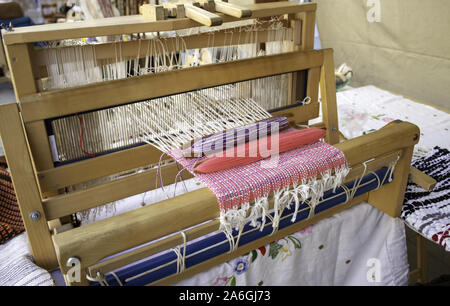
[401,147,450,251]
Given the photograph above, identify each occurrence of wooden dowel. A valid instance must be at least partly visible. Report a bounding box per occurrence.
[214,1,252,18]
[409,166,436,191]
[184,3,223,26]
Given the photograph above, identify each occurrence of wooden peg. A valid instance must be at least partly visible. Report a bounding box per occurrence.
[198,0,215,12]
[178,0,201,8]
[140,4,166,21]
[178,1,223,26]
[410,166,437,191]
[214,0,252,18]
[162,3,186,18]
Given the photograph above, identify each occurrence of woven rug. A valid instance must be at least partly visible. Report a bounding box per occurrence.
[401,147,450,251]
[170,139,349,234]
[0,167,25,245]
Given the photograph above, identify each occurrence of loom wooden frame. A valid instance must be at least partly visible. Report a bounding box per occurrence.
[0,1,420,286]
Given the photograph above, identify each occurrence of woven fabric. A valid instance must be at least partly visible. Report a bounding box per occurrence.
[401,147,450,251]
[194,128,326,174]
[0,167,25,245]
[189,116,290,158]
[170,139,347,212]
[0,233,54,286]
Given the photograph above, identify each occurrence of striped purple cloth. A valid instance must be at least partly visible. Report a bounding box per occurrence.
[188,117,290,157]
[170,138,347,212]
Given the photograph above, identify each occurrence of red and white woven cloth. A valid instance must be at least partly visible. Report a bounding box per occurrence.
[169,139,349,233]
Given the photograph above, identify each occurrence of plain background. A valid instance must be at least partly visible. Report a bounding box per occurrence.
[314,0,450,111]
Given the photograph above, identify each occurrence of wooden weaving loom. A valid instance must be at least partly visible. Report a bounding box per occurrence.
[0,1,421,286]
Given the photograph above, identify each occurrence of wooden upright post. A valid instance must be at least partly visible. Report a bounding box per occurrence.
[320,49,340,145]
[0,104,57,269]
[3,41,59,268]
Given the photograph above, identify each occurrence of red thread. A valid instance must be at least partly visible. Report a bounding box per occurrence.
[77,115,96,158]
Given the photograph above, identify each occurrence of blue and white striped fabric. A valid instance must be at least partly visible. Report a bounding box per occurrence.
[0,233,54,286]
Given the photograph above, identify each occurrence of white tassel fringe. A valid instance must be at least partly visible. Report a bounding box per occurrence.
[219,164,350,237]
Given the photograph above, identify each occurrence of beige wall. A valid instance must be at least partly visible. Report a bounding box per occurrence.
[314,0,450,110]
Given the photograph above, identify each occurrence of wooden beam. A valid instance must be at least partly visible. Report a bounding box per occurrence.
[306,67,321,106]
[3,43,37,99]
[300,10,315,50]
[31,22,290,78]
[409,166,436,191]
[184,4,223,27]
[140,4,166,21]
[20,50,325,122]
[214,1,252,18]
[2,2,316,45]
[42,161,194,220]
[0,104,57,269]
[24,121,55,172]
[38,144,165,192]
[53,187,218,274]
[320,49,340,145]
[161,3,186,18]
[368,146,415,218]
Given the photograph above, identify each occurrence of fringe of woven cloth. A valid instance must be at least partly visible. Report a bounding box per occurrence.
[218,164,350,235]
[401,146,450,252]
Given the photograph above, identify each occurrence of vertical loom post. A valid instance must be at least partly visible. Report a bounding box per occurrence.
[287,16,306,106]
[0,104,57,270]
[320,49,340,145]
[3,43,37,97]
[368,145,416,218]
[299,9,320,106]
[3,43,55,173]
[300,11,315,51]
[416,233,428,283]
[288,9,318,123]
[3,42,60,266]
[367,120,419,217]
